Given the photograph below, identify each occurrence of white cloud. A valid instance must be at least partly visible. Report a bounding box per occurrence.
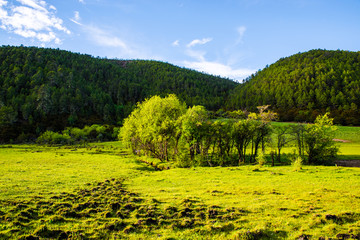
[0,0,7,7]
[172,39,179,46]
[74,23,163,60]
[186,37,212,48]
[85,25,128,49]
[74,11,80,21]
[236,26,246,44]
[70,11,82,25]
[0,0,70,44]
[184,37,213,61]
[16,0,46,11]
[183,36,255,80]
[184,60,256,81]
[79,0,85,4]
[185,48,206,62]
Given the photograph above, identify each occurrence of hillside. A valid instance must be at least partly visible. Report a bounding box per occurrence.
[227,49,360,125]
[0,46,237,142]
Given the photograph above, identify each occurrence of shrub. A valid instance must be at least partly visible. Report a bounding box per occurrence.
[292,156,303,171]
[256,152,265,167]
[37,131,71,145]
[304,113,338,165]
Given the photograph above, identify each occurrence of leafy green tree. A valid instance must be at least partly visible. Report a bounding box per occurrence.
[211,120,233,165]
[248,106,276,163]
[180,105,209,161]
[290,124,306,159]
[273,125,292,163]
[304,113,338,165]
[120,95,186,161]
[0,105,18,126]
[232,119,254,164]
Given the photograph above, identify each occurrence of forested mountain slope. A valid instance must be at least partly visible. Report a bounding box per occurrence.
[0,46,237,142]
[227,49,360,125]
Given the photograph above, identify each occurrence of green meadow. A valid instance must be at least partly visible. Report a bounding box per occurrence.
[0,125,360,239]
[271,122,360,161]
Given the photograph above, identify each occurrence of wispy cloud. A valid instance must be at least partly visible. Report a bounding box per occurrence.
[16,0,46,11]
[184,60,255,81]
[70,11,81,25]
[0,0,70,44]
[79,0,85,4]
[68,12,158,60]
[172,39,179,47]
[81,24,158,60]
[183,34,254,81]
[74,11,80,21]
[186,37,212,48]
[184,37,212,61]
[85,25,129,50]
[185,48,206,62]
[236,26,246,44]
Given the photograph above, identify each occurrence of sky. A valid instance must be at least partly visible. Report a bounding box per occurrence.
[0,0,360,81]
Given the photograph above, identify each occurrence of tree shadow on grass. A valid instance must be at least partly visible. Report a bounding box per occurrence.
[134,160,156,171]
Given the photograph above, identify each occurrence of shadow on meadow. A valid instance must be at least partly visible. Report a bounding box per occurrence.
[0,178,293,240]
[1,177,359,239]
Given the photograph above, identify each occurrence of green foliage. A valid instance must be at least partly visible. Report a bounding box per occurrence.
[0,105,17,126]
[232,119,254,164]
[180,105,209,162]
[121,97,275,166]
[292,156,303,171]
[36,124,118,145]
[256,151,265,167]
[120,95,186,161]
[304,113,339,165]
[228,49,360,125]
[0,45,237,142]
[37,131,71,145]
[272,125,292,163]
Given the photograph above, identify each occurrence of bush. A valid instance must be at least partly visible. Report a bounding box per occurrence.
[37,131,71,145]
[256,152,265,167]
[292,156,303,171]
[37,124,119,145]
[304,113,338,165]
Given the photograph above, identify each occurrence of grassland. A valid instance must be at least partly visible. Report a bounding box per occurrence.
[0,125,360,239]
[271,122,360,161]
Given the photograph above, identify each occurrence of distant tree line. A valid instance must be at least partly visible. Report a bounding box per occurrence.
[227,49,360,125]
[120,95,338,167]
[0,46,237,142]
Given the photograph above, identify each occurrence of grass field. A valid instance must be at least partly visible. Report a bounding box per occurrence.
[0,125,360,239]
[271,122,360,160]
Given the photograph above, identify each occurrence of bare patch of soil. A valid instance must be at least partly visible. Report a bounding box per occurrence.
[332,139,351,143]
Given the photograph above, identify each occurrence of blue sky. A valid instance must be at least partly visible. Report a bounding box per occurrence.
[1,0,360,81]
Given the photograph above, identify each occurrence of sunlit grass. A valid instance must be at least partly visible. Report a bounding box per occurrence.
[0,143,149,200]
[1,142,360,239]
[271,122,360,160]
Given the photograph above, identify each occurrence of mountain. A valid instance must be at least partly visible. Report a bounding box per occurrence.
[0,46,238,142]
[227,49,360,125]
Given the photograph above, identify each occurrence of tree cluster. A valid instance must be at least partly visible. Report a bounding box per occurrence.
[0,46,237,142]
[227,49,360,125]
[36,124,119,145]
[120,95,338,167]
